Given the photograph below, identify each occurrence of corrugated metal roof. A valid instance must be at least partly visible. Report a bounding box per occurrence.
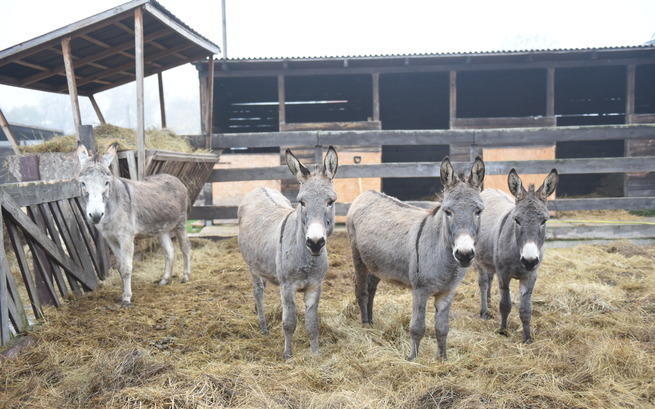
[221,44,655,62]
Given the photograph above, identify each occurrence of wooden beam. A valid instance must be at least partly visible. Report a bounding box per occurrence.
[626,64,636,123]
[0,180,80,208]
[158,72,167,128]
[198,67,208,135]
[135,7,146,181]
[88,95,106,124]
[372,72,380,122]
[449,71,457,128]
[20,29,170,87]
[206,58,214,149]
[546,67,555,117]
[0,210,10,346]
[61,37,82,137]
[13,59,49,72]
[277,74,286,128]
[0,109,19,154]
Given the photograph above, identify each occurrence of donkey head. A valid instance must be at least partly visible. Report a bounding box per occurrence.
[439,156,485,267]
[76,143,118,225]
[507,168,559,271]
[286,146,338,256]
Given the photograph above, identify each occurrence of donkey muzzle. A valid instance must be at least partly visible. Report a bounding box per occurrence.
[520,256,540,270]
[306,237,326,255]
[88,212,104,224]
[520,242,541,270]
[453,234,475,267]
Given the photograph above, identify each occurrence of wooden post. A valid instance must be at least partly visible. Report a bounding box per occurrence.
[221,0,228,58]
[278,74,286,129]
[0,108,19,154]
[0,211,9,346]
[79,125,96,152]
[198,67,208,135]
[88,95,106,125]
[134,7,145,181]
[546,67,555,117]
[449,71,457,129]
[157,72,167,129]
[626,64,635,124]
[206,58,215,149]
[61,37,82,137]
[372,72,380,122]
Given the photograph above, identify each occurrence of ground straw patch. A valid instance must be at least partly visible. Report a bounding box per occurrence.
[1,235,653,408]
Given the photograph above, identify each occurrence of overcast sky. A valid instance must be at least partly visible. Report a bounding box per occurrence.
[1,0,654,134]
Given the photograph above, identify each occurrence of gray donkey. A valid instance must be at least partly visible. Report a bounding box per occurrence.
[474,169,558,343]
[238,146,338,360]
[347,157,485,360]
[76,143,191,306]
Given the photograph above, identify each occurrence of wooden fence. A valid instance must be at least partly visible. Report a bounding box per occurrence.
[189,124,655,220]
[0,180,106,346]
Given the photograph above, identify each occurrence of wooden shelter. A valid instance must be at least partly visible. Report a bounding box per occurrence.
[0,0,220,179]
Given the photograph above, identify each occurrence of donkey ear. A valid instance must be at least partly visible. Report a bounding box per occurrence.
[537,169,559,201]
[507,168,526,200]
[285,149,310,183]
[322,146,338,180]
[76,143,90,167]
[101,143,118,168]
[440,156,458,189]
[468,156,485,189]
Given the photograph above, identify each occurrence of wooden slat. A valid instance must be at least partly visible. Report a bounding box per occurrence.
[546,67,555,117]
[0,180,80,207]
[3,235,28,334]
[0,108,19,154]
[126,151,138,180]
[0,191,96,291]
[28,206,69,299]
[5,217,43,319]
[277,74,285,128]
[280,121,381,131]
[372,72,380,122]
[451,116,556,129]
[0,212,10,345]
[70,198,101,277]
[201,124,655,149]
[24,229,61,307]
[48,202,84,294]
[41,203,82,296]
[626,64,636,120]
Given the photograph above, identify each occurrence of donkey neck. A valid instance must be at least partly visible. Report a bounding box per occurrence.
[102,176,132,225]
[421,210,459,268]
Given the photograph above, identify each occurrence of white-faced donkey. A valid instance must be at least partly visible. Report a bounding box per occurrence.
[76,143,191,306]
[474,168,558,343]
[347,157,485,360]
[238,146,338,360]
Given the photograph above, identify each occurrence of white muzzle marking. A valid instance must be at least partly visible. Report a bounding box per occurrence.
[521,242,540,260]
[306,222,325,242]
[453,234,475,257]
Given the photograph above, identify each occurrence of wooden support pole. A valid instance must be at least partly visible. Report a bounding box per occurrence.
[372,72,380,122]
[278,74,286,129]
[88,95,106,125]
[221,0,228,58]
[449,71,457,129]
[0,109,19,154]
[135,7,145,181]
[626,64,635,124]
[206,58,215,149]
[61,37,82,138]
[198,67,208,135]
[546,67,555,117]
[157,72,167,129]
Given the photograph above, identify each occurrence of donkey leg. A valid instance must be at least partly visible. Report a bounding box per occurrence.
[366,274,380,324]
[304,284,322,355]
[407,289,428,361]
[519,273,537,343]
[251,273,268,334]
[280,283,297,360]
[116,239,134,306]
[434,291,455,360]
[158,233,175,286]
[497,275,512,337]
[175,226,192,283]
[352,243,371,324]
[478,269,492,319]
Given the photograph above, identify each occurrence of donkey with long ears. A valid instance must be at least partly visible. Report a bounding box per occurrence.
[474,168,558,343]
[238,146,338,360]
[347,157,485,360]
[76,143,191,306]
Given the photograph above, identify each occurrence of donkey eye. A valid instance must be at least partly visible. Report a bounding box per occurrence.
[104,181,110,187]
[327,199,334,207]
[300,200,306,207]
[475,209,482,216]
[514,217,521,226]
[540,220,547,226]
[444,209,453,217]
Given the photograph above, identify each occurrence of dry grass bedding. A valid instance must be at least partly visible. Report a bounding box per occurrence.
[1,234,653,409]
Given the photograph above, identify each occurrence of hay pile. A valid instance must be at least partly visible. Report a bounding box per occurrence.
[20,124,199,154]
[1,234,654,409]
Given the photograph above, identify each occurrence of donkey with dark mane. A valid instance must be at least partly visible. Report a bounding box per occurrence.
[238,146,338,360]
[76,143,191,306]
[474,169,558,343]
[347,157,485,360]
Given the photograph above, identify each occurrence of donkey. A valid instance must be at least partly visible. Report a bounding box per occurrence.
[347,157,485,360]
[474,169,558,343]
[238,146,338,360]
[76,143,191,306]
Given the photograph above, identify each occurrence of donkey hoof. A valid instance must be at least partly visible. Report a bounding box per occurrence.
[259,325,269,335]
[523,337,533,344]
[158,279,169,286]
[406,354,417,361]
[496,328,509,337]
[480,311,492,320]
[120,300,132,308]
[181,277,189,284]
[283,352,293,361]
